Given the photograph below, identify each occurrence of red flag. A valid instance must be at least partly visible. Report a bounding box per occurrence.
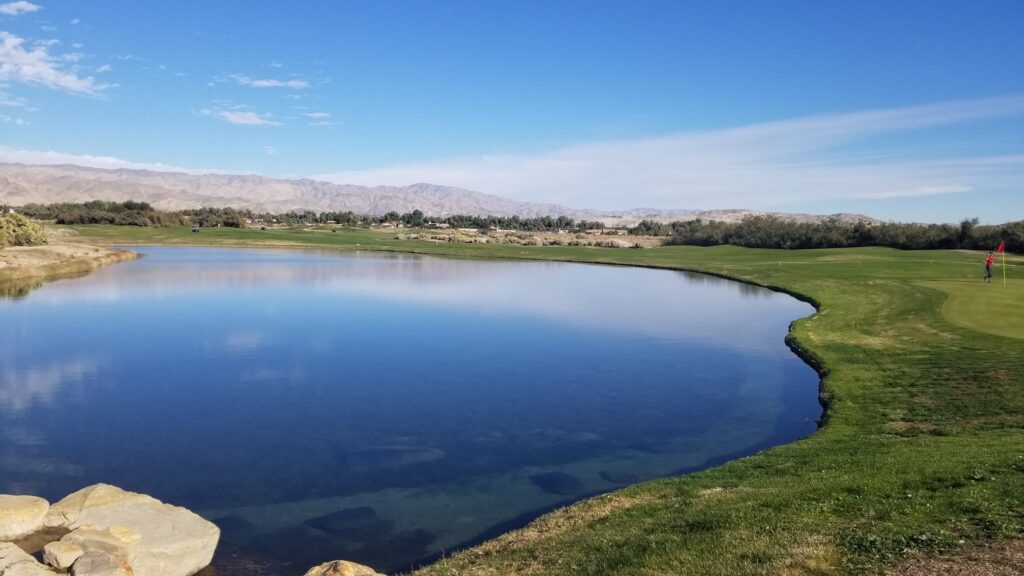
[996,241,1005,253]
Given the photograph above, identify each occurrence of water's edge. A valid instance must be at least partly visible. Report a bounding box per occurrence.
[6,243,827,576]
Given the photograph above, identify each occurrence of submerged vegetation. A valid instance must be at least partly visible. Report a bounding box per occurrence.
[62,224,1024,576]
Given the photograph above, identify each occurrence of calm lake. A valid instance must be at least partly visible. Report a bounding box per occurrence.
[0,247,819,574]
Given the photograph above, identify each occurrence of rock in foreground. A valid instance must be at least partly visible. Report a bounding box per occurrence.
[0,542,58,575]
[304,560,386,576]
[1,484,218,576]
[0,496,49,542]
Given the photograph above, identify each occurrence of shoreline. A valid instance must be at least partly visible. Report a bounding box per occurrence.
[0,240,826,576]
[7,228,1023,575]
[0,242,138,287]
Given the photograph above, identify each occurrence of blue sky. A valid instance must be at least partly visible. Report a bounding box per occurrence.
[0,1,1022,222]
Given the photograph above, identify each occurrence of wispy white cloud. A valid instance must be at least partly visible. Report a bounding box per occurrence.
[0,1,40,16]
[0,113,26,124]
[0,31,107,95]
[0,146,219,173]
[316,96,1024,209]
[301,111,335,126]
[0,90,28,107]
[263,145,279,156]
[230,73,308,89]
[201,107,281,126]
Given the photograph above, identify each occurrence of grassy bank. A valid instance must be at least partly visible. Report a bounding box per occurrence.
[60,225,1024,574]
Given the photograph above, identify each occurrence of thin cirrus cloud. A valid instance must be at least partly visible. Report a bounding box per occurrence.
[201,108,281,126]
[0,1,40,16]
[316,96,1024,210]
[301,111,334,126]
[230,73,308,89]
[0,145,207,172]
[0,31,107,95]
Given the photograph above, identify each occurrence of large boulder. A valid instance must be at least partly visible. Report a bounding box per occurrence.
[0,496,49,541]
[0,542,60,575]
[44,485,217,576]
[304,560,385,576]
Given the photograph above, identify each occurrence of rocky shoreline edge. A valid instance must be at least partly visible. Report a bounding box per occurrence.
[0,484,383,576]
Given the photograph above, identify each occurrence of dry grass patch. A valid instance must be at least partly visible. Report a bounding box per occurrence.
[779,535,839,576]
[887,540,1024,576]
[884,421,940,435]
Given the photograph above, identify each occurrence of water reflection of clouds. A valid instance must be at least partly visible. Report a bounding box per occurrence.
[222,330,267,352]
[0,357,98,413]
[21,248,812,351]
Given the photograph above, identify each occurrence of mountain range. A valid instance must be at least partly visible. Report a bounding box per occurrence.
[0,163,877,225]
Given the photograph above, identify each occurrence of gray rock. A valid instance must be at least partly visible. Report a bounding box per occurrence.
[304,506,380,534]
[69,551,132,576]
[530,471,584,495]
[599,470,641,484]
[0,495,49,542]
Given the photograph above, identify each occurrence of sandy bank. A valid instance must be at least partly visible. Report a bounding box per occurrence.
[0,242,137,284]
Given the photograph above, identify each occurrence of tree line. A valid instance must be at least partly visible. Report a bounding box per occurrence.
[10,201,1020,251]
[631,215,1021,252]
[12,202,606,232]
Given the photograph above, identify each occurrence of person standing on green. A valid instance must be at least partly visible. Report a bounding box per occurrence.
[985,251,995,283]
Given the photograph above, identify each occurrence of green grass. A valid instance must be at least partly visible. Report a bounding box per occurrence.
[925,273,1024,340]
[64,225,1024,575]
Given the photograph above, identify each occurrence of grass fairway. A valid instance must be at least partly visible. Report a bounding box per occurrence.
[925,268,1024,341]
[65,225,1024,575]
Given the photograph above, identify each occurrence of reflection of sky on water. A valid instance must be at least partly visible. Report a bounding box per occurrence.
[15,247,810,353]
[0,247,819,574]
[0,356,98,412]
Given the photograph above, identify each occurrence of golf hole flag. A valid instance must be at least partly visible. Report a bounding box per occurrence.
[997,241,1006,285]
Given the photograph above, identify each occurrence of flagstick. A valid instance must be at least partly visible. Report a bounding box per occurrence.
[1003,250,1007,286]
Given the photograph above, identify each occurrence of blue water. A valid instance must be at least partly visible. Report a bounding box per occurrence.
[0,247,819,573]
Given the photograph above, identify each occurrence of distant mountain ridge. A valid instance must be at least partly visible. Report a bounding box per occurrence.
[0,163,877,225]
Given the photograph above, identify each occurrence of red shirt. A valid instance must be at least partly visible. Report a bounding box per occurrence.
[986,254,994,266]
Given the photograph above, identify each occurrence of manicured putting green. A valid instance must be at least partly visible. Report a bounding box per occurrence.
[926,277,1024,340]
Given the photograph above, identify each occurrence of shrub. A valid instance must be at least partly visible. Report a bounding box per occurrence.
[0,213,48,248]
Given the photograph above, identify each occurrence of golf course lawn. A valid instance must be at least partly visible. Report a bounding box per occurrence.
[49,226,1024,574]
[926,274,1024,341]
